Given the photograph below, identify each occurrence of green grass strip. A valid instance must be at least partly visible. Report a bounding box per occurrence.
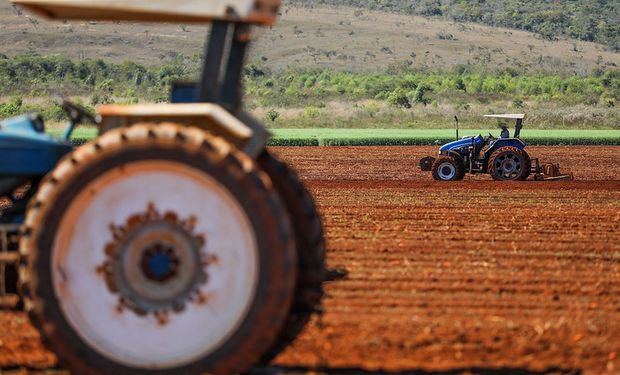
[52,128,620,146]
[269,129,620,146]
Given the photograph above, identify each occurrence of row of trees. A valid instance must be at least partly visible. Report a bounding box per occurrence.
[289,0,620,51]
[246,65,619,108]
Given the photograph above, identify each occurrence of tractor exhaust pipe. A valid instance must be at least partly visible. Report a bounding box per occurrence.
[454,116,459,140]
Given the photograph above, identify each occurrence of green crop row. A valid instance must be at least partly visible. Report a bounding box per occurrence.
[270,128,620,136]
[62,128,619,147]
[269,128,620,146]
[68,137,620,146]
[267,137,619,146]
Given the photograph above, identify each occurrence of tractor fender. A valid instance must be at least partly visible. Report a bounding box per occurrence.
[446,150,465,162]
[484,138,526,161]
[445,150,467,170]
[97,103,269,159]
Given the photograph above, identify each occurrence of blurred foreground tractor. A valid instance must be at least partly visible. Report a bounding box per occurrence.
[420,114,574,181]
[0,1,326,374]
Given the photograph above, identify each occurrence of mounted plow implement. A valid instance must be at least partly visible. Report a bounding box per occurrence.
[531,159,574,181]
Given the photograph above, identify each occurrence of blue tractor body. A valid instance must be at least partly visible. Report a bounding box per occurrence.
[439,136,475,153]
[486,138,527,154]
[439,135,527,166]
[0,111,80,225]
[439,135,485,154]
[0,114,72,177]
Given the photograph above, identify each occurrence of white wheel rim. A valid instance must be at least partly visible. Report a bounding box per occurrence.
[437,162,456,180]
[51,160,259,369]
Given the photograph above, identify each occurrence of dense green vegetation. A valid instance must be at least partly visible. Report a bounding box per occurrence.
[1,55,618,130]
[292,0,620,52]
[245,64,620,108]
[0,54,198,103]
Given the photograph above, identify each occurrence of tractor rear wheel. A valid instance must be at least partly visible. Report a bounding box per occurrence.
[257,151,326,362]
[488,146,530,181]
[19,123,297,375]
[432,156,465,181]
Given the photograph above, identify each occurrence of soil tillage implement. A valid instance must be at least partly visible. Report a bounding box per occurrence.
[419,114,574,181]
[530,159,575,181]
[0,1,326,374]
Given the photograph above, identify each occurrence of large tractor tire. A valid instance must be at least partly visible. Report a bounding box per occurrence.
[257,151,326,362]
[19,123,297,375]
[521,150,532,181]
[432,156,465,181]
[488,146,530,181]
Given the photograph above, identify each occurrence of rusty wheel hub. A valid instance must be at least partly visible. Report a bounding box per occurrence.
[98,203,214,319]
[140,242,181,283]
[494,153,521,179]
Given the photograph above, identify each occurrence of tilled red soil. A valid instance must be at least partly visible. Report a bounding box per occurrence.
[1,146,619,374]
[270,146,620,374]
[273,146,616,182]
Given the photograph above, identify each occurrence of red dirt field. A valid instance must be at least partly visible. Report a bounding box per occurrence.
[1,146,619,375]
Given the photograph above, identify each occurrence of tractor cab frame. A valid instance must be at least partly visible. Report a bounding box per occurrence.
[1,0,282,308]
[15,0,275,158]
[484,113,524,139]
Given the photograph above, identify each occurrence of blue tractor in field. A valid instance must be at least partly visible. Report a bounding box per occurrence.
[420,114,572,181]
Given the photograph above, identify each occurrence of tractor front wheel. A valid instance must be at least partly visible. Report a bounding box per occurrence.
[20,123,297,375]
[488,146,530,181]
[432,156,465,181]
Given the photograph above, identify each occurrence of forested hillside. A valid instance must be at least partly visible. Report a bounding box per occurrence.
[291,0,620,51]
[2,0,617,73]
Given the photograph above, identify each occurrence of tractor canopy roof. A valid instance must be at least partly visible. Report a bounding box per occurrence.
[483,114,525,137]
[12,0,280,26]
[483,114,525,120]
[484,113,525,129]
